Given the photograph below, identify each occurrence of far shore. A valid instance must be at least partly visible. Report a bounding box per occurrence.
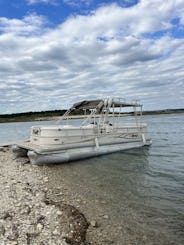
[34,113,131,122]
[0,109,184,123]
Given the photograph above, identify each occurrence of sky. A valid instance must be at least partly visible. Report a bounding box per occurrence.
[0,0,184,114]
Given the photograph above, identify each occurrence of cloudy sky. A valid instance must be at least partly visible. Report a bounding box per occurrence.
[0,0,184,114]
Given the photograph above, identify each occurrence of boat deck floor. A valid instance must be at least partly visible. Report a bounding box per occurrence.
[15,141,56,152]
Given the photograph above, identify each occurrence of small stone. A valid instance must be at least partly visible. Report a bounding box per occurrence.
[69,223,73,228]
[35,203,41,208]
[56,210,63,216]
[55,192,63,196]
[16,202,22,208]
[101,200,107,204]
[61,241,68,245]
[0,224,5,236]
[43,177,49,183]
[61,232,68,238]
[7,224,19,241]
[90,220,98,228]
[53,229,60,236]
[103,215,109,219]
[143,235,147,241]
[36,192,41,197]
[36,223,44,231]
[21,205,31,215]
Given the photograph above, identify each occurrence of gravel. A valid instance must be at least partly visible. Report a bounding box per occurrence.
[0,147,90,245]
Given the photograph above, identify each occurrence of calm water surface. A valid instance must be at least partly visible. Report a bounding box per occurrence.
[0,114,184,244]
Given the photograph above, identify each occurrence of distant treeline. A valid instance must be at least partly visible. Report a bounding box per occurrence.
[142,108,184,115]
[0,108,183,123]
[0,109,90,123]
[0,110,65,123]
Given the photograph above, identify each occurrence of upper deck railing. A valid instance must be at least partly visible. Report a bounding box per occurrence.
[57,97,143,125]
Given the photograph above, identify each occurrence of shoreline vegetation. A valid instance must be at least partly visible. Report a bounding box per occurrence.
[0,108,184,123]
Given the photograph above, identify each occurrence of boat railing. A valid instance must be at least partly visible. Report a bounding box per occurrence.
[56,97,143,127]
[81,100,104,126]
[56,107,73,124]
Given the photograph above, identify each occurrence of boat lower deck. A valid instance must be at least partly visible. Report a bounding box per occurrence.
[12,138,152,165]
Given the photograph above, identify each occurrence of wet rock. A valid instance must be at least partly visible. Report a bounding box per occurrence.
[61,204,89,245]
[0,147,6,152]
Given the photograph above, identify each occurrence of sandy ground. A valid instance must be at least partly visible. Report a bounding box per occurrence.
[0,147,90,245]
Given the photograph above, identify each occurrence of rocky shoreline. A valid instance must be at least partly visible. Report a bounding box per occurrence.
[1,146,177,245]
[0,147,90,245]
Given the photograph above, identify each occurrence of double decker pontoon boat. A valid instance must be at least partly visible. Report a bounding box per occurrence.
[12,98,151,165]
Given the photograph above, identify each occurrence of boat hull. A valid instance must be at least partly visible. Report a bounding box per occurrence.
[13,139,152,165]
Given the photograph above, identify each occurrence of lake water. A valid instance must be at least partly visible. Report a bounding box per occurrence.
[0,114,184,244]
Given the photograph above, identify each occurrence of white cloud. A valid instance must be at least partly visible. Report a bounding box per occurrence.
[63,0,92,8]
[0,14,48,36]
[0,0,184,113]
[59,1,184,40]
[27,0,57,4]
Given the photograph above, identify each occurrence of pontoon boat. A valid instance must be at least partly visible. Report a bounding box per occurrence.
[12,98,152,164]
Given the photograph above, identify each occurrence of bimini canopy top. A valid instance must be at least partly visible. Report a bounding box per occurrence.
[72,99,103,110]
[72,98,142,110]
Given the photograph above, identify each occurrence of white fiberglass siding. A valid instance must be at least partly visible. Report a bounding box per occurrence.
[30,123,147,147]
